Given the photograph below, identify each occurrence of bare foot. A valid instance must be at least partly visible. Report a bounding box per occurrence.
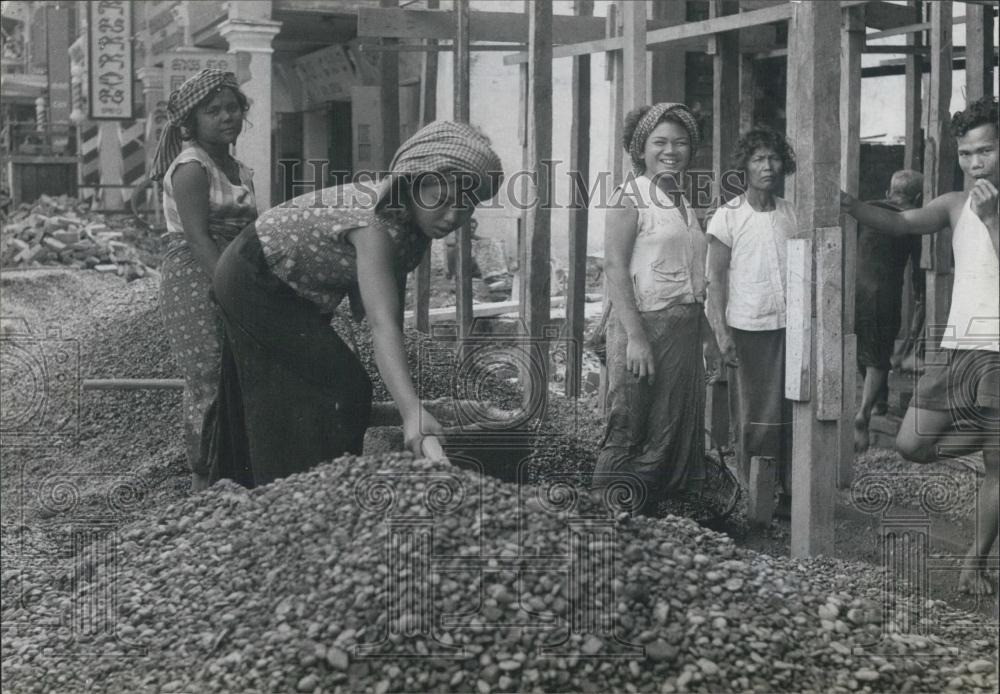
[958,549,996,596]
[854,414,871,453]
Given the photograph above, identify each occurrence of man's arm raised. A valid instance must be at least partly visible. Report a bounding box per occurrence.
[841,190,962,237]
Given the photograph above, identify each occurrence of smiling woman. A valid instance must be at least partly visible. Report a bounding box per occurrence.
[593,102,716,517]
[202,121,504,488]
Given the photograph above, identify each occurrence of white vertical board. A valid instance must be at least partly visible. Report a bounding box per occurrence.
[785,238,812,401]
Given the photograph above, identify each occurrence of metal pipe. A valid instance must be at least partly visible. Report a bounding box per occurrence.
[82,378,184,390]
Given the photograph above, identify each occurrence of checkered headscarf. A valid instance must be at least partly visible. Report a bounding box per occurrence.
[384,121,504,204]
[150,69,242,182]
[627,102,700,176]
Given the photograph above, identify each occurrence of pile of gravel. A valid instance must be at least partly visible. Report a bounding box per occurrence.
[3,452,996,694]
[851,449,981,524]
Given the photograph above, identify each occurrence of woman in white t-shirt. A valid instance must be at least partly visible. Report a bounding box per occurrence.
[705,127,798,512]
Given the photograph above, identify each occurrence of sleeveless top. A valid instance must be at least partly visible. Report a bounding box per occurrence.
[620,175,707,312]
[162,144,258,250]
[940,196,999,352]
[255,183,431,316]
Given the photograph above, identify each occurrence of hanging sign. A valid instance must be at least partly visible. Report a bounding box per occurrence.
[87,1,134,120]
[164,50,235,94]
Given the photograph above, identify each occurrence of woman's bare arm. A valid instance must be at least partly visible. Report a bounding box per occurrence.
[603,198,643,340]
[172,162,221,277]
[705,237,738,367]
[350,226,420,419]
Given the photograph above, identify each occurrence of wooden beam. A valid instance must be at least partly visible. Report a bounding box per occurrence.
[712,0,741,206]
[566,0,593,399]
[523,0,553,411]
[786,0,842,559]
[357,6,607,43]
[863,45,930,54]
[839,4,863,490]
[414,0,438,334]
[504,1,800,65]
[922,1,954,349]
[403,296,571,327]
[454,0,473,344]
[357,6,693,44]
[360,42,528,52]
[903,1,922,172]
[864,0,919,30]
[380,0,401,172]
[861,54,994,78]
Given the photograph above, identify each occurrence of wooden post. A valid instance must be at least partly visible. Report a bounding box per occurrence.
[965,2,994,103]
[903,0,922,172]
[566,0,594,399]
[964,2,993,191]
[523,0,553,412]
[711,0,740,207]
[379,0,401,169]
[621,0,647,112]
[739,54,755,134]
[650,0,686,103]
[748,456,778,527]
[607,3,625,187]
[599,3,623,416]
[922,1,954,351]
[838,5,864,490]
[414,0,439,334]
[785,0,842,559]
[900,0,922,343]
[454,0,474,344]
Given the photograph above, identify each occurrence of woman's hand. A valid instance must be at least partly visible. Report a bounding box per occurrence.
[626,331,656,384]
[703,339,723,384]
[969,178,999,224]
[717,332,740,369]
[403,409,449,462]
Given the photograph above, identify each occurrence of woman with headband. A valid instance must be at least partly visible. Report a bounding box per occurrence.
[203,122,504,487]
[592,103,714,516]
[149,69,258,492]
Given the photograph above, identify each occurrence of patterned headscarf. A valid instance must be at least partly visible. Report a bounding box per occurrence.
[383,121,504,205]
[149,69,243,182]
[627,102,700,176]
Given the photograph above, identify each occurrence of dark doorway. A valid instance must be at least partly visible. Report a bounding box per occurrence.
[328,100,352,186]
[275,111,304,204]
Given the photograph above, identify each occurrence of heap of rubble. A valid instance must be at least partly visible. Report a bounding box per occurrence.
[0,194,151,281]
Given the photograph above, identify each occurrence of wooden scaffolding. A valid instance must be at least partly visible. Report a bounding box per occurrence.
[360,0,997,557]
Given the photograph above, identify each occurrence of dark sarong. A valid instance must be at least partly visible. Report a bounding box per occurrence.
[729,328,792,488]
[203,226,373,487]
[594,303,706,503]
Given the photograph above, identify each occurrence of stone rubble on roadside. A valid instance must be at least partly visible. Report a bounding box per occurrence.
[1,194,152,281]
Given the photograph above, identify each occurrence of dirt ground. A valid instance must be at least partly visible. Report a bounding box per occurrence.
[2,258,997,638]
